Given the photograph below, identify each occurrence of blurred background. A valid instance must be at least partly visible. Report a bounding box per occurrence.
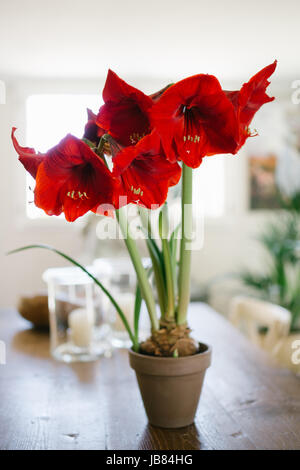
[1,0,300,332]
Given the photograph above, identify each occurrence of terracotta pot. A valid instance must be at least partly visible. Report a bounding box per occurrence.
[129,343,212,428]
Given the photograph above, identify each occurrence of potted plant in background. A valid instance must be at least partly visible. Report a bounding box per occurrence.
[9,61,277,428]
[241,193,300,375]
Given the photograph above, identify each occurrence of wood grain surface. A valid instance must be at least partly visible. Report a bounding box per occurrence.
[0,303,299,450]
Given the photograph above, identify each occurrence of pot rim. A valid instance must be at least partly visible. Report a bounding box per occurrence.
[129,342,211,361]
[129,342,212,376]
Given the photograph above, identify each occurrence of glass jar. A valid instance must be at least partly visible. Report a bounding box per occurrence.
[93,257,151,348]
[43,266,112,362]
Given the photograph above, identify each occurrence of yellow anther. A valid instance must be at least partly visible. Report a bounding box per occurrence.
[131,187,142,195]
[129,132,145,145]
[67,190,89,200]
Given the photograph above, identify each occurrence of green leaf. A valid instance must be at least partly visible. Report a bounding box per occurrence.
[169,223,181,295]
[133,266,154,349]
[170,223,181,255]
[138,211,167,317]
[133,285,142,351]
[159,205,175,321]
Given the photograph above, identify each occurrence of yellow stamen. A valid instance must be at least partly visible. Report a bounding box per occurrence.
[67,190,89,200]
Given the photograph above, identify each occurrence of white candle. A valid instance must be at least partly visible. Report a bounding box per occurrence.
[114,292,135,332]
[68,308,92,348]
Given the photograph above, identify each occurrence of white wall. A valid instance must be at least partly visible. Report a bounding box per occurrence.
[1,0,299,81]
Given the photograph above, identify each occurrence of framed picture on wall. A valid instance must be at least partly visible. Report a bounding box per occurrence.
[248,95,300,210]
[249,154,281,209]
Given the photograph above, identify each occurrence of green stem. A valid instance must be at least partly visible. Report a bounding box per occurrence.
[160,204,175,322]
[116,208,159,331]
[162,238,175,321]
[177,164,193,325]
[139,208,167,318]
[7,244,138,349]
[133,284,142,346]
[96,135,106,155]
[170,223,181,298]
[148,244,167,319]
[95,134,111,163]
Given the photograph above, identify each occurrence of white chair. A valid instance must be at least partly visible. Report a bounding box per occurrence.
[229,296,291,354]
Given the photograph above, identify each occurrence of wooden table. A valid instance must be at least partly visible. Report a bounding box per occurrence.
[0,303,299,450]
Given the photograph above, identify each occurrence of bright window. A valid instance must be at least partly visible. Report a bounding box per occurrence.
[193,155,225,218]
[26,94,101,219]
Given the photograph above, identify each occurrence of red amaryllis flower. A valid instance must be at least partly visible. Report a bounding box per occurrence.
[225,61,277,152]
[83,108,106,146]
[96,69,153,147]
[12,127,44,178]
[112,131,181,208]
[150,74,239,169]
[12,128,119,222]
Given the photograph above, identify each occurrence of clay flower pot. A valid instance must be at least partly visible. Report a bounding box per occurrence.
[129,343,212,428]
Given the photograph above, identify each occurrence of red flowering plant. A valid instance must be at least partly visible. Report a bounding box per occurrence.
[9,62,277,356]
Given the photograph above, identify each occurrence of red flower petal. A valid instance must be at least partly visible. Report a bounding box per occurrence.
[113,132,181,208]
[225,61,277,151]
[11,127,44,178]
[97,70,153,147]
[151,75,239,168]
[34,163,65,217]
[32,135,118,221]
[239,61,277,126]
